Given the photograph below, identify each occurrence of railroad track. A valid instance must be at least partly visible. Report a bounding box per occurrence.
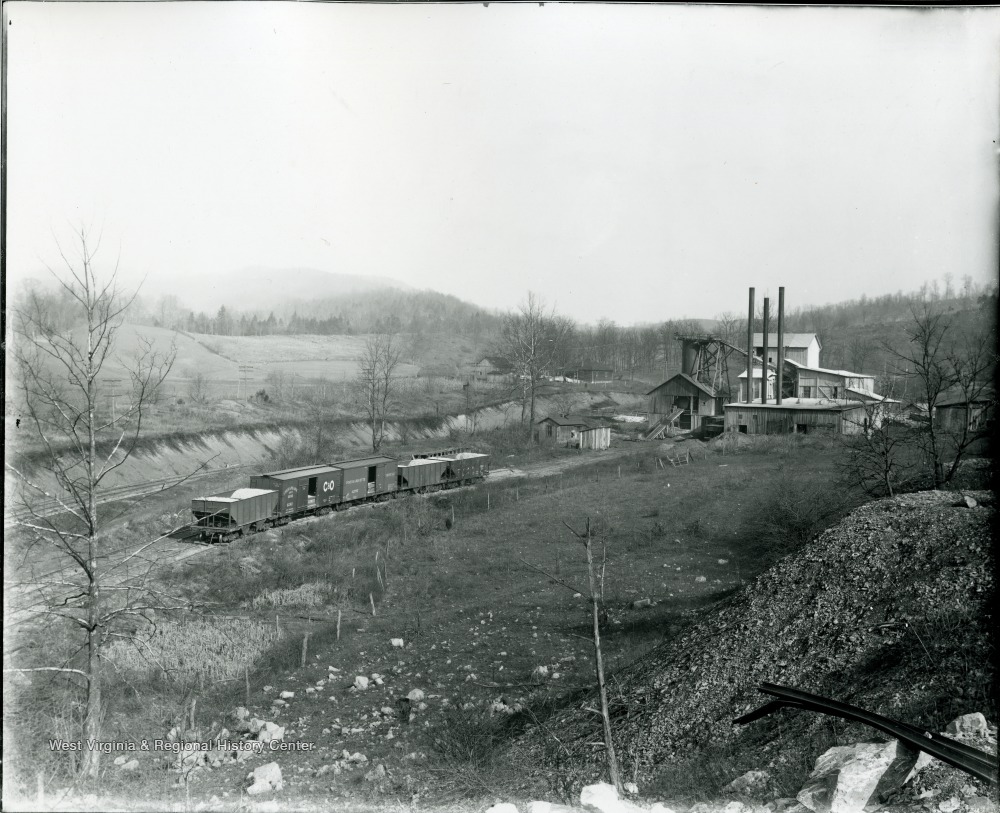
[736,683,998,789]
[3,464,256,529]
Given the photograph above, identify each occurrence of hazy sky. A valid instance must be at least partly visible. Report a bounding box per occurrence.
[6,3,1000,324]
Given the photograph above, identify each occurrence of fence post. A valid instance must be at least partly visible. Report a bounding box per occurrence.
[370,593,376,616]
[337,609,342,640]
[276,614,280,635]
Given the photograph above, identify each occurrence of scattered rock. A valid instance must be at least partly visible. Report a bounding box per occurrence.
[956,495,978,509]
[486,805,520,813]
[354,675,370,691]
[695,575,707,583]
[407,688,425,702]
[279,691,294,700]
[632,599,653,609]
[256,722,285,743]
[364,763,387,782]
[725,769,774,799]
[113,755,128,766]
[246,761,282,795]
[121,758,140,771]
[391,638,405,648]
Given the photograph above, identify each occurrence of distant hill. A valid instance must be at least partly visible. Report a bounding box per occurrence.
[146,267,408,312]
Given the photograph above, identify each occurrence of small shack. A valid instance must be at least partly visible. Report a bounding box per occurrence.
[534,415,610,449]
[935,387,994,434]
[470,356,514,380]
[646,373,721,432]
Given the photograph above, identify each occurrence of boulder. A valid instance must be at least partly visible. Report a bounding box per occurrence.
[113,755,129,766]
[797,740,918,813]
[232,706,250,722]
[407,688,425,702]
[364,764,387,782]
[121,759,140,771]
[256,722,285,743]
[354,675,370,691]
[279,691,294,700]
[945,713,988,739]
[391,638,405,648]
[246,761,283,795]
[580,782,647,813]
[632,599,653,609]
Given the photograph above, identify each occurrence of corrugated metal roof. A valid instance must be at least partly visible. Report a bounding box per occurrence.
[724,400,866,412]
[330,456,397,469]
[752,332,821,349]
[257,465,340,480]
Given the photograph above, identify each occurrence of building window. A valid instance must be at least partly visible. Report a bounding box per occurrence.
[832,386,839,398]
[801,386,812,398]
[546,424,553,437]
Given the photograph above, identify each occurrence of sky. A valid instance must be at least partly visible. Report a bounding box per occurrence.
[5,3,1000,324]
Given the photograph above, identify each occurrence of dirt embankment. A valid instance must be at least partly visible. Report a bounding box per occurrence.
[5,390,645,505]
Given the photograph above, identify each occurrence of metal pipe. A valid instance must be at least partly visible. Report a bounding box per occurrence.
[761,298,770,405]
[746,288,755,403]
[776,287,785,405]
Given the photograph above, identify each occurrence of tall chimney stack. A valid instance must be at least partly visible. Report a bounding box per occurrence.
[776,287,785,405]
[746,288,755,403]
[761,298,770,405]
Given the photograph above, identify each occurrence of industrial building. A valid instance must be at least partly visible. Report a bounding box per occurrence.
[534,415,611,450]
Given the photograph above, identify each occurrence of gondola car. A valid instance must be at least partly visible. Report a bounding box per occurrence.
[191,487,278,542]
[249,464,342,522]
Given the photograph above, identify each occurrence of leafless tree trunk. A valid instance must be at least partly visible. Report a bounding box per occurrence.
[494,293,572,438]
[7,227,176,778]
[355,333,402,452]
[885,303,995,488]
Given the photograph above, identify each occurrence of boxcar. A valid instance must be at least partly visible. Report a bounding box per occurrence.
[249,464,342,519]
[191,487,278,541]
[329,456,397,503]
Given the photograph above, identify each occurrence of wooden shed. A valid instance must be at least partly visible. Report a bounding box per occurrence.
[935,387,994,434]
[535,415,608,449]
[723,401,871,435]
[646,373,720,431]
[578,426,612,450]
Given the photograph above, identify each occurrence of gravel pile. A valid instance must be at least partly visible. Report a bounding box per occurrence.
[517,490,995,785]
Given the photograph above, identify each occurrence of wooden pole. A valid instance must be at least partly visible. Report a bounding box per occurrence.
[336,609,342,640]
[190,698,197,731]
[370,593,376,616]
[301,633,309,667]
[275,614,280,635]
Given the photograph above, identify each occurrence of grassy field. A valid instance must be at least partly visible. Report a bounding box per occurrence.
[3,435,868,809]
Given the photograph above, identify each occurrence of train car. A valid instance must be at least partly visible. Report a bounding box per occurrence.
[397,457,449,492]
[329,456,397,503]
[433,450,491,483]
[249,464,342,520]
[191,487,278,542]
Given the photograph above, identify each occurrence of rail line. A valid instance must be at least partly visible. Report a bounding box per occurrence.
[735,683,998,789]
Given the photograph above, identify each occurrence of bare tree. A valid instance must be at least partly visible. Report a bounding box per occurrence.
[838,397,917,497]
[885,303,995,488]
[494,293,572,436]
[188,371,211,404]
[355,332,402,452]
[7,228,176,778]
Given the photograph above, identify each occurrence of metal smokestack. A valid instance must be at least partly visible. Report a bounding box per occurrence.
[762,298,770,405]
[746,288,755,403]
[776,287,785,406]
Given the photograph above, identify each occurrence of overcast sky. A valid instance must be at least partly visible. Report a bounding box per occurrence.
[6,3,999,324]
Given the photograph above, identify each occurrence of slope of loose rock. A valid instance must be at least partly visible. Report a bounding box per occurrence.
[515,490,995,796]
